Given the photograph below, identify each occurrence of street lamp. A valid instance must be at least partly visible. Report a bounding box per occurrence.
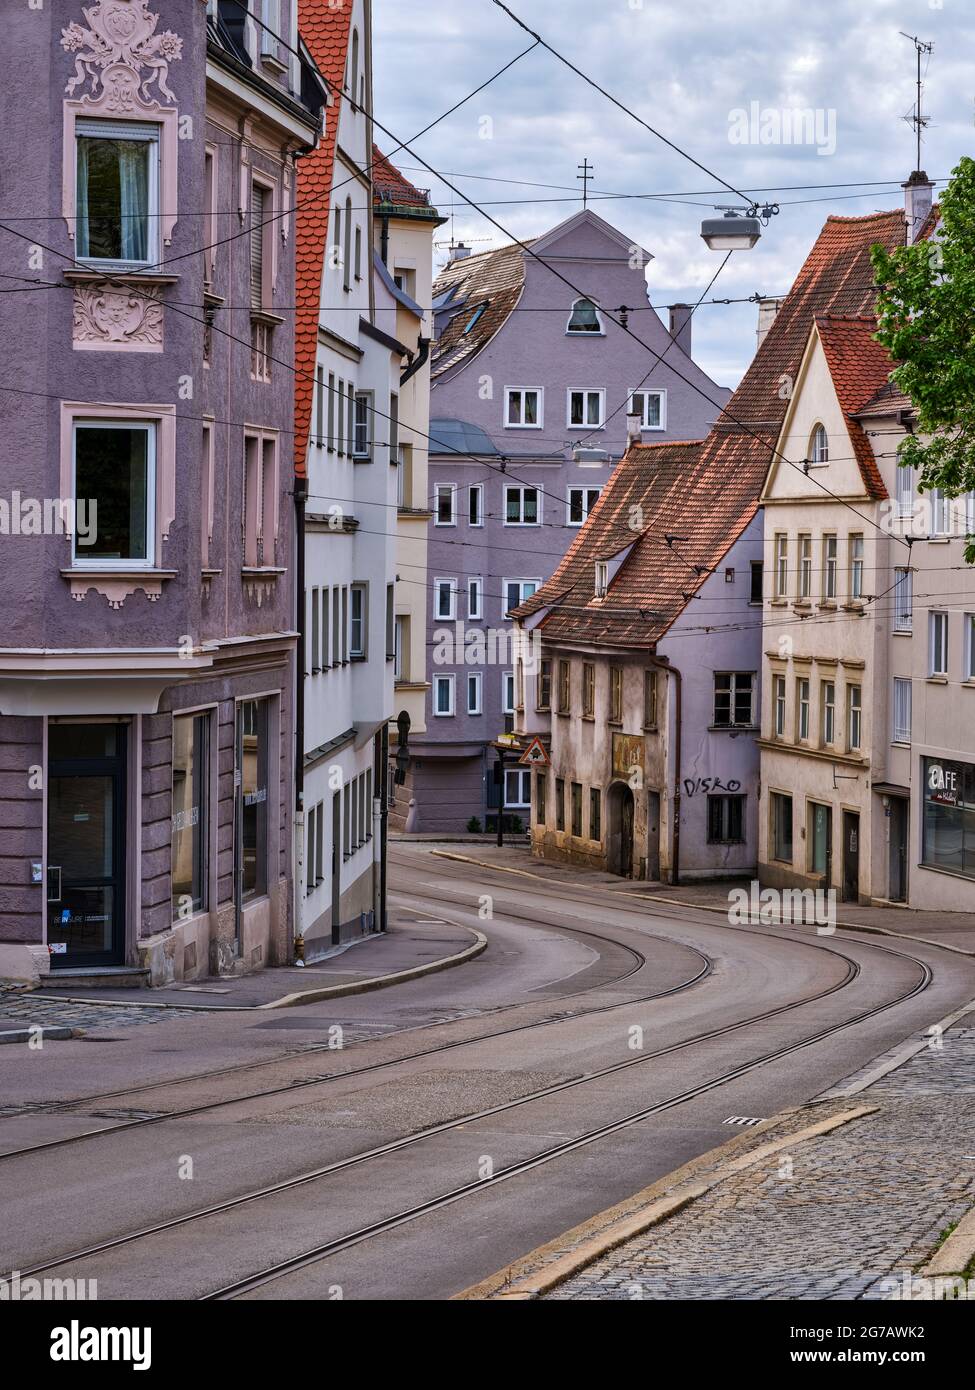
[700,209,762,251]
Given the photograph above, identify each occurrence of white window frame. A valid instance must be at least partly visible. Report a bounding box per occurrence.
[75,118,160,269]
[798,534,812,599]
[566,388,606,430]
[72,418,156,568]
[503,578,540,615]
[896,458,915,519]
[847,684,862,752]
[466,671,482,715]
[504,486,540,527]
[434,482,456,527]
[797,677,810,741]
[433,674,455,717]
[929,611,949,677]
[352,392,371,459]
[930,489,951,536]
[849,534,865,599]
[566,297,605,335]
[809,423,828,465]
[774,534,788,598]
[504,386,543,430]
[433,577,456,621]
[567,485,602,526]
[502,670,515,716]
[823,534,837,599]
[967,614,975,681]
[821,680,835,747]
[468,483,483,527]
[893,568,913,632]
[595,560,608,598]
[628,389,667,432]
[467,576,483,620]
[773,674,786,738]
[503,767,532,806]
[892,677,912,744]
[350,582,366,657]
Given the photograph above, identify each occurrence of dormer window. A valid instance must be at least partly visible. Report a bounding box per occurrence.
[595,561,608,597]
[810,423,828,464]
[567,297,603,334]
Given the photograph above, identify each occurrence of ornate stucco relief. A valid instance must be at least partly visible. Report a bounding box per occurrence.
[72,282,163,351]
[61,0,183,109]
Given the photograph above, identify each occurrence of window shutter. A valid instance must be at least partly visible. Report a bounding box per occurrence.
[250,185,265,310]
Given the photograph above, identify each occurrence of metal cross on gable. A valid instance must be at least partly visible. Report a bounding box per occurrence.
[577,158,594,210]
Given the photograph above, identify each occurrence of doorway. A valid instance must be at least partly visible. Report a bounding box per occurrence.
[843,810,860,903]
[646,790,661,881]
[607,782,635,878]
[46,724,127,968]
[888,798,908,902]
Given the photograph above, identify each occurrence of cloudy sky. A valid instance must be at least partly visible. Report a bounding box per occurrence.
[373,0,969,387]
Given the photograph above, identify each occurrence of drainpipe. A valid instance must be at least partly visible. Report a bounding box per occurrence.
[379,211,390,266]
[399,335,429,387]
[646,653,682,886]
[292,475,307,960]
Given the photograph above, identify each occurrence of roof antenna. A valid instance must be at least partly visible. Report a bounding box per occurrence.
[899,32,933,173]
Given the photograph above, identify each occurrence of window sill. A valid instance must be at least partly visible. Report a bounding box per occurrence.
[842,601,866,613]
[926,676,949,685]
[63,268,180,286]
[817,600,837,610]
[250,309,285,328]
[61,567,177,609]
[892,627,913,636]
[769,598,788,608]
[708,724,759,733]
[241,566,285,578]
[581,713,596,722]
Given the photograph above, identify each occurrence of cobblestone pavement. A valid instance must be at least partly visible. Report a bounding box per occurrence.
[546,1028,975,1300]
[0,988,206,1035]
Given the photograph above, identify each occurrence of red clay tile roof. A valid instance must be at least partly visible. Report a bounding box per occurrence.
[514,210,907,646]
[293,2,353,478]
[372,145,437,213]
[854,379,914,419]
[814,315,893,499]
[918,201,942,242]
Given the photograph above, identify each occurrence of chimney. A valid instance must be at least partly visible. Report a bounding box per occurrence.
[902,170,934,244]
[668,303,692,357]
[756,296,784,350]
[626,413,642,446]
[448,241,472,263]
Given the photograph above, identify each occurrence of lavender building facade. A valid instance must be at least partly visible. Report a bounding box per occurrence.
[0,1,324,985]
[414,209,731,832]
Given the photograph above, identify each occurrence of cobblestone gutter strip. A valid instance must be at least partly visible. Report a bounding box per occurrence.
[454,1104,877,1301]
[922,1203,975,1277]
[430,852,975,958]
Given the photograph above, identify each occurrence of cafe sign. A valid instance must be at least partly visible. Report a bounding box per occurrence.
[612,732,645,782]
[927,761,958,805]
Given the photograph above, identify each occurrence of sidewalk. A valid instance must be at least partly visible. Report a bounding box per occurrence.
[416,841,975,956]
[461,1007,975,1301]
[0,910,482,1038]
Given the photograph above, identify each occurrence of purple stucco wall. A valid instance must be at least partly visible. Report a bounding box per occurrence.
[416,214,732,831]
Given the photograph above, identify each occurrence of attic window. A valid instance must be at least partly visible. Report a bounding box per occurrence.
[810,423,828,465]
[594,561,608,598]
[463,304,487,333]
[567,298,603,334]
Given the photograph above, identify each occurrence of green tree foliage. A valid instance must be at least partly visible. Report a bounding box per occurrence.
[872,157,975,555]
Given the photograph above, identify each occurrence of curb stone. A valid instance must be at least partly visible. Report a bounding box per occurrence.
[454,1105,877,1300]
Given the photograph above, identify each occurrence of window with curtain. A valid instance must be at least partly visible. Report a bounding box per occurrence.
[77,120,157,264]
[567,298,603,333]
[73,421,154,565]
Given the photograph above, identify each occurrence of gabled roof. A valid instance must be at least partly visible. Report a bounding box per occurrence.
[813,315,893,499]
[293,1,353,477]
[514,209,907,646]
[431,240,531,380]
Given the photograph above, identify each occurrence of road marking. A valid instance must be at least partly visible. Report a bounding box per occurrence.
[723,1115,766,1127]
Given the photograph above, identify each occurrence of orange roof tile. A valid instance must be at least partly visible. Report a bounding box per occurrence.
[293,2,353,478]
[372,145,437,213]
[514,209,907,646]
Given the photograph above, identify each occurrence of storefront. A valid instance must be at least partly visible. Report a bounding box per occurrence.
[922,756,975,880]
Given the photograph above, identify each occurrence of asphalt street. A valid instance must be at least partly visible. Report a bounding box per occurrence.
[2,843,973,1301]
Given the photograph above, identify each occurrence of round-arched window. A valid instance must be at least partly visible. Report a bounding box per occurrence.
[810,423,828,464]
